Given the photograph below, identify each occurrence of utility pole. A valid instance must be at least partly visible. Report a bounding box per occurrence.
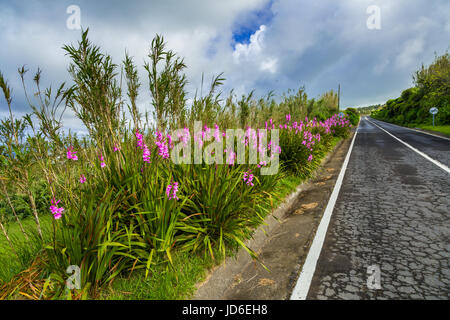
[337,84,340,112]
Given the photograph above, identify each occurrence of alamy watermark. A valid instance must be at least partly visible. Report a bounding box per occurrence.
[66,265,81,290]
[367,264,382,289]
[66,5,81,30]
[366,5,381,30]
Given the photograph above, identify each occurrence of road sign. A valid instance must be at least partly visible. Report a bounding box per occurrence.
[339,112,344,118]
[429,107,438,126]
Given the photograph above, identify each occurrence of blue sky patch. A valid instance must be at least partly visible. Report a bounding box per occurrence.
[231,0,274,45]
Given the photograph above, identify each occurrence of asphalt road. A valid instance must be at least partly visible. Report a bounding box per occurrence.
[306,117,450,299]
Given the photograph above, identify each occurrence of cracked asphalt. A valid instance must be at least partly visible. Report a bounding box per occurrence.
[306,117,450,300]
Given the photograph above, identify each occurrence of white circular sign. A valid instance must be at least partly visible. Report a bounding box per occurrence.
[429,107,438,115]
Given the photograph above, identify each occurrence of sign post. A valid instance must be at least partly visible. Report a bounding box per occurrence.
[429,107,438,127]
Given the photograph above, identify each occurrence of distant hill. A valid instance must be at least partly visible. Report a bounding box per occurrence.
[353,105,382,115]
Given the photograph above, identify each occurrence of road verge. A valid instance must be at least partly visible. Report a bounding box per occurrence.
[193,130,356,300]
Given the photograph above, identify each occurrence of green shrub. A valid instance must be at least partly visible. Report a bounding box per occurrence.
[344,107,360,126]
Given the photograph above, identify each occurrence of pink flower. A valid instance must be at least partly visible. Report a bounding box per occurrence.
[50,198,64,220]
[286,114,291,122]
[114,144,120,152]
[226,150,236,165]
[243,169,254,187]
[155,131,170,159]
[79,174,86,184]
[257,161,267,168]
[66,147,78,161]
[99,155,106,168]
[308,154,313,162]
[166,182,179,200]
[136,130,145,149]
[143,144,151,163]
[179,128,191,146]
[213,124,221,141]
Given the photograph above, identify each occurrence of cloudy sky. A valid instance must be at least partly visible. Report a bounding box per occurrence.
[1,0,449,132]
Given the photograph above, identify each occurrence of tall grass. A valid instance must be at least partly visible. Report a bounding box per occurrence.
[0,29,352,299]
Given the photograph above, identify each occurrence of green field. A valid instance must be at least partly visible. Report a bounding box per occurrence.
[0,215,52,284]
[413,125,450,136]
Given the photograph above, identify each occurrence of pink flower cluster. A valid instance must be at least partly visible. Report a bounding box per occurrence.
[66,147,78,161]
[267,140,282,154]
[136,130,151,163]
[178,127,191,146]
[275,113,350,135]
[136,130,145,148]
[155,131,170,159]
[257,161,267,168]
[50,198,64,220]
[272,113,352,163]
[224,148,237,165]
[99,154,106,168]
[213,124,222,142]
[166,181,179,200]
[243,169,254,187]
[265,118,275,130]
[301,130,321,152]
[286,113,291,122]
[319,114,351,134]
[142,145,151,163]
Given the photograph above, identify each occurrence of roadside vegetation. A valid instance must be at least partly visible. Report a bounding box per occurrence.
[371,51,450,135]
[0,29,352,299]
[343,108,360,126]
[412,125,450,136]
[355,105,381,115]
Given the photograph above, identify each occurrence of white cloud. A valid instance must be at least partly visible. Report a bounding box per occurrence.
[233,25,266,62]
[232,25,277,74]
[395,38,425,69]
[260,57,278,73]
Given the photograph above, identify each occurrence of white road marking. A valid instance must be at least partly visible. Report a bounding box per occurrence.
[370,118,450,141]
[367,118,450,174]
[290,126,358,300]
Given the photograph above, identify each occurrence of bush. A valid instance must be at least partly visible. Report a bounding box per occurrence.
[344,107,360,126]
[279,114,351,177]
